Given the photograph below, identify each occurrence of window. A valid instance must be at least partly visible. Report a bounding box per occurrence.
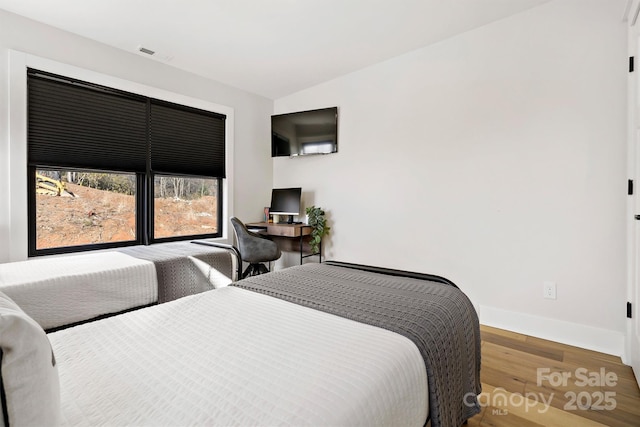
[34,169,137,251]
[27,69,226,256]
[153,175,220,239]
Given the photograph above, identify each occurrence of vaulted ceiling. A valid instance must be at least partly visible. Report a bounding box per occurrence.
[0,0,550,99]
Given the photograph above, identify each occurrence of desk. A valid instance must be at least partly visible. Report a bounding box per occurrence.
[246,222,322,264]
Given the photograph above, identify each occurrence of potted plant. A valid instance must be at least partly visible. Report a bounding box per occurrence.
[305,206,330,255]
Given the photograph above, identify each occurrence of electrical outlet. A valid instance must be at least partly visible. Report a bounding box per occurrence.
[543,281,557,300]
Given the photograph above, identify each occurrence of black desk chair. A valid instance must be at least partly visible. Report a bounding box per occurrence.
[230,217,282,278]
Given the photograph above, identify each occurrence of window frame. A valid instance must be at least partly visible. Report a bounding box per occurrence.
[24,66,230,257]
[28,167,146,256]
[149,172,223,245]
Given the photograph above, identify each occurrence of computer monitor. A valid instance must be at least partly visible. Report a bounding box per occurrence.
[270,187,302,224]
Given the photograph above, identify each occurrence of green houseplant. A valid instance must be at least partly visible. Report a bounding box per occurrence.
[305,206,330,255]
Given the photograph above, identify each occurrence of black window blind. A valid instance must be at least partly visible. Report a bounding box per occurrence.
[150,100,226,177]
[28,73,148,172]
[27,69,226,178]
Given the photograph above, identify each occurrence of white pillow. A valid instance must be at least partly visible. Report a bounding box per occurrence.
[0,291,60,426]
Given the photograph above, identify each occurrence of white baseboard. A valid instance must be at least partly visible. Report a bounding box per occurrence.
[479,305,625,359]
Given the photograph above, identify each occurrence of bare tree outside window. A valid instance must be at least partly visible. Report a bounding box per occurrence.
[153,175,218,238]
[35,170,219,250]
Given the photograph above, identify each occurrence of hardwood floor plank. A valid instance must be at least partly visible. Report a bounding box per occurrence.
[481,342,567,384]
[480,365,527,395]
[482,332,564,362]
[468,325,640,427]
[526,336,626,366]
[481,325,528,342]
[612,391,640,416]
[479,409,545,427]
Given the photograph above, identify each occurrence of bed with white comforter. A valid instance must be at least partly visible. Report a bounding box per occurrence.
[0,252,157,330]
[51,286,429,426]
[0,261,480,427]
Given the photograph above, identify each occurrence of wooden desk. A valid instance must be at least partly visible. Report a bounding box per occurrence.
[246,222,321,264]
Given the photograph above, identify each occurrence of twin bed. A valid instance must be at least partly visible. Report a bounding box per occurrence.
[0,250,480,427]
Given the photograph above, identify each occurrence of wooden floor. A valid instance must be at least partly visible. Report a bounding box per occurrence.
[467,325,640,427]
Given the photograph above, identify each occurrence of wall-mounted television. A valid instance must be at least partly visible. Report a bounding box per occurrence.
[271,107,338,157]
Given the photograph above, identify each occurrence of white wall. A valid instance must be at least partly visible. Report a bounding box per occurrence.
[274,0,628,355]
[0,43,8,262]
[0,9,273,262]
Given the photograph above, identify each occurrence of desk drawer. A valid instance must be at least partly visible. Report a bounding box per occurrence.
[272,235,313,253]
[267,225,302,237]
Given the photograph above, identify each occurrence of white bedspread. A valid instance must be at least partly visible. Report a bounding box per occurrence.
[0,252,157,330]
[49,286,429,426]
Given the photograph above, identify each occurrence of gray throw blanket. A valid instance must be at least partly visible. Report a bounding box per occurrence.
[119,242,233,303]
[233,262,481,427]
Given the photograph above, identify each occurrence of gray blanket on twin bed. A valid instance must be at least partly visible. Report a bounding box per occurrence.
[118,242,234,303]
[233,262,481,427]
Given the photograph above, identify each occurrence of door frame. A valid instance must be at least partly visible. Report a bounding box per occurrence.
[626,0,640,388]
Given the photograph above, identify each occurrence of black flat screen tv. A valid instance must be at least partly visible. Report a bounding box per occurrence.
[271,107,338,157]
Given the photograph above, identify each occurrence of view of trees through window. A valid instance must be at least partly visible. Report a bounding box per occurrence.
[153,175,219,238]
[35,169,218,250]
